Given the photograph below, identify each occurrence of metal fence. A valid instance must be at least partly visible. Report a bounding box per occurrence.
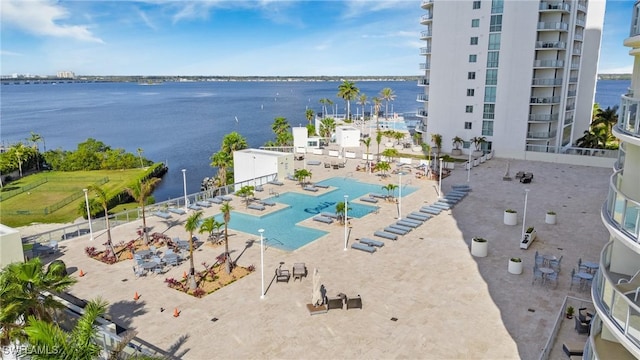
[0,177,48,202]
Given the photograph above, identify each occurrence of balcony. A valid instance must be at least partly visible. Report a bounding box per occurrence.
[420,29,432,39]
[419,62,431,70]
[604,170,640,243]
[417,77,430,87]
[420,13,433,24]
[571,62,580,70]
[575,33,584,41]
[592,242,640,358]
[535,41,566,49]
[576,19,586,27]
[532,78,563,86]
[564,116,573,125]
[527,130,557,139]
[416,109,428,118]
[421,0,433,8]
[617,95,640,140]
[414,122,427,133]
[420,46,432,55]
[567,90,577,97]
[539,2,570,12]
[537,22,569,31]
[416,94,429,102]
[573,48,582,55]
[534,59,565,68]
[569,77,578,83]
[633,2,640,37]
[566,104,576,111]
[525,144,559,153]
[528,113,559,122]
[577,2,587,13]
[530,96,561,104]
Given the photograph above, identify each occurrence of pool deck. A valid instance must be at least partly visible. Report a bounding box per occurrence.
[31,152,610,359]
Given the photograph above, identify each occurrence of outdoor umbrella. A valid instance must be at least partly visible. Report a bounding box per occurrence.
[312,268,322,306]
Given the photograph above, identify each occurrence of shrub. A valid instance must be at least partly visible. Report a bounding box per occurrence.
[505,209,516,213]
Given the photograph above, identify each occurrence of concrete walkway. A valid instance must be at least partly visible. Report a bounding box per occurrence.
[42,153,610,359]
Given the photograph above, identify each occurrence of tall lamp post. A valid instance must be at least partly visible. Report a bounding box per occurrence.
[398,172,404,220]
[344,195,349,251]
[438,157,444,199]
[182,169,188,211]
[83,189,94,241]
[467,147,472,183]
[521,189,530,239]
[259,229,265,299]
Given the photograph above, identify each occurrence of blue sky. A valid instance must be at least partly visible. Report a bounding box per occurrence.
[0,0,635,76]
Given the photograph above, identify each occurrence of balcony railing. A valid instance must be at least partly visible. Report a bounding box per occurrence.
[530,96,561,104]
[525,144,559,153]
[535,41,566,49]
[564,116,573,125]
[534,59,565,68]
[537,22,569,31]
[421,13,433,23]
[573,48,582,55]
[632,2,640,37]
[420,29,432,39]
[529,113,559,121]
[539,2,571,11]
[566,104,576,111]
[421,0,434,7]
[417,77,430,86]
[416,109,428,119]
[593,242,640,354]
[569,77,578,83]
[420,46,431,55]
[527,130,557,138]
[605,170,640,242]
[571,62,580,69]
[567,90,577,97]
[416,94,429,102]
[618,95,640,138]
[575,33,584,41]
[577,2,587,12]
[419,62,431,70]
[532,78,563,86]
[576,19,586,27]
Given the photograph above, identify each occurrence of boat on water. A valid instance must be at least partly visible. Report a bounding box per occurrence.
[138,80,162,86]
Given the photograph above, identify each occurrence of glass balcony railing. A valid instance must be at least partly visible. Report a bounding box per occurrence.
[534,59,565,67]
[527,130,557,138]
[569,77,578,83]
[577,2,587,13]
[417,77,430,86]
[416,94,429,102]
[421,0,434,8]
[528,113,559,121]
[537,22,569,31]
[532,78,563,86]
[576,19,586,27]
[618,95,640,138]
[530,96,561,104]
[605,170,640,242]
[419,62,431,70]
[535,41,566,49]
[539,2,571,11]
[525,144,559,153]
[420,46,432,55]
[420,29,432,39]
[593,241,640,352]
[421,13,433,23]
[632,2,640,37]
[416,109,428,119]
[575,33,584,41]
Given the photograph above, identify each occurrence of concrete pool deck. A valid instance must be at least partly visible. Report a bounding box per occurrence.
[30,153,610,359]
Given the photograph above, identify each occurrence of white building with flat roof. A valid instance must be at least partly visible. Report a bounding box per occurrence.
[335,126,361,148]
[417,0,605,159]
[589,2,640,358]
[233,149,294,190]
[0,224,23,268]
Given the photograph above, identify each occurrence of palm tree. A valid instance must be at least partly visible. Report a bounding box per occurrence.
[357,94,368,121]
[185,211,203,289]
[294,168,312,187]
[0,258,76,345]
[28,132,43,171]
[360,137,372,173]
[13,142,26,178]
[200,217,223,243]
[592,105,619,142]
[210,151,231,186]
[221,131,249,155]
[319,118,336,140]
[392,131,405,145]
[326,99,335,117]
[372,97,382,130]
[452,136,464,150]
[136,148,144,168]
[375,131,383,161]
[220,201,234,274]
[335,201,351,225]
[305,109,314,125]
[382,183,398,200]
[337,81,359,120]
[431,133,443,159]
[235,185,255,208]
[319,98,327,118]
[271,117,291,145]
[376,161,391,177]
[575,130,600,148]
[125,178,161,245]
[88,185,117,257]
[380,88,396,119]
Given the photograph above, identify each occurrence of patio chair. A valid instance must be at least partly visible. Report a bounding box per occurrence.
[532,265,543,285]
[293,263,308,281]
[550,255,563,273]
[326,296,344,310]
[574,316,590,334]
[534,251,544,267]
[149,245,158,255]
[374,231,398,241]
[578,258,588,273]
[569,268,582,290]
[275,268,290,283]
[133,266,146,278]
[346,295,362,310]
[546,271,559,289]
[248,203,266,211]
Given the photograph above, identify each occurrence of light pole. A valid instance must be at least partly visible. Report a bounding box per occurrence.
[259,229,265,299]
[253,155,257,186]
[521,189,530,240]
[182,169,188,211]
[83,189,94,241]
[398,172,404,220]
[467,147,472,183]
[438,157,443,199]
[344,195,349,251]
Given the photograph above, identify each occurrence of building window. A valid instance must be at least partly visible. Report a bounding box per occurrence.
[488,33,501,50]
[484,86,496,102]
[467,88,475,96]
[470,37,479,45]
[468,72,476,80]
[465,105,474,113]
[491,0,503,14]
[462,141,471,149]
[473,1,481,9]
[464,122,473,129]
[482,120,494,136]
[469,54,477,63]
[487,51,499,68]
[471,19,480,28]
[490,15,503,32]
[485,69,498,85]
[483,104,495,119]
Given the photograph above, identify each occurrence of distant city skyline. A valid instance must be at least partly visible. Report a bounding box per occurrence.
[0,0,634,76]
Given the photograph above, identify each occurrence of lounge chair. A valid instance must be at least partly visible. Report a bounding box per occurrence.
[207,197,223,204]
[188,204,202,211]
[255,185,264,192]
[439,198,458,204]
[154,211,171,219]
[167,207,186,215]
[351,242,376,253]
[220,195,233,201]
[196,201,211,208]
[419,207,441,215]
[359,238,384,247]
[307,160,321,166]
[320,212,338,219]
[384,227,408,235]
[303,186,318,192]
[370,193,387,199]
[360,197,378,203]
[408,212,431,221]
[314,183,329,189]
[326,296,344,310]
[452,184,472,191]
[259,200,276,206]
[324,162,331,168]
[397,220,420,228]
[374,231,398,241]
[346,295,362,310]
[389,224,412,232]
[268,179,284,186]
[313,216,333,224]
[275,268,290,283]
[431,202,452,210]
[293,263,308,281]
[248,203,266,211]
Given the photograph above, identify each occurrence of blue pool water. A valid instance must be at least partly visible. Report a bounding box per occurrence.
[208,177,417,251]
[369,120,408,131]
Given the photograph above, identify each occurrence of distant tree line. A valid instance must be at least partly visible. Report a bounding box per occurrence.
[42,138,152,171]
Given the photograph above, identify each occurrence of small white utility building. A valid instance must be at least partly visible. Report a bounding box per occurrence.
[335,126,361,148]
[0,224,23,268]
[233,149,294,191]
[292,127,322,153]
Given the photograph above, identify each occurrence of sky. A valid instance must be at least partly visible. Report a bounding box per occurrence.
[0,0,635,76]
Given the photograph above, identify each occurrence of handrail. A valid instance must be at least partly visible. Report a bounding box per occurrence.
[606,169,640,242]
[539,295,592,360]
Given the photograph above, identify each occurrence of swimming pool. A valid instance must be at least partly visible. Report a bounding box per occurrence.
[208,177,417,251]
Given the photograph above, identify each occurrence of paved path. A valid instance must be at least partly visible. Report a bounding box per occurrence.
[42,153,610,359]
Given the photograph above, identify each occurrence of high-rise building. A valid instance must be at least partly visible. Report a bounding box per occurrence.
[588,2,640,358]
[417,0,605,158]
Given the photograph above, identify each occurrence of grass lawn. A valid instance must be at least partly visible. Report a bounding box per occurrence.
[1,169,149,228]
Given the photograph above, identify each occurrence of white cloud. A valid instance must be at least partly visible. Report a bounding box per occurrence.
[0,50,23,57]
[1,0,104,43]
[598,65,632,74]
[137,9,158,31]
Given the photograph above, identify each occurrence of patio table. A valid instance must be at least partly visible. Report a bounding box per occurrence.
[136,249,152,259]
[577,272,594,291]
[542,255,557,267]
[583,261,599,273]
[163,253,179,266]
[140,261,158,270]
[539,267,555,285]
[176,240,190,249]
